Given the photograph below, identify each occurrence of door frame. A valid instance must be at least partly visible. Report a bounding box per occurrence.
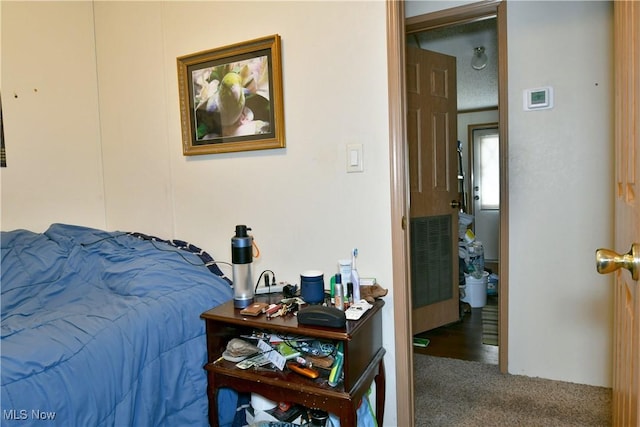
[387,1,509,425]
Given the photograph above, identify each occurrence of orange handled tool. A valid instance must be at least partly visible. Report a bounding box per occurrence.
[287,362,319,379]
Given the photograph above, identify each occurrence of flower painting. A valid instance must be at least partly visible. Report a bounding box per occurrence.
[178,35,285,155]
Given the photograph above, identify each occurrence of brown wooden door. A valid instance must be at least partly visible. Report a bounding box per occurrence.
[610,1,640,424]
[406,47,460,334]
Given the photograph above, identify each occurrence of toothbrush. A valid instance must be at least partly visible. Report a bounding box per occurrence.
[351,248,361,301]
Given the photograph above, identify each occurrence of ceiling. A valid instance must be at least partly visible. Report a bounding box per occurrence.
[407,17,498,111]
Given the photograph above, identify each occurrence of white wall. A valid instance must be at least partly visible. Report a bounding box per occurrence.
[93,2,175,237]
[408,0,613,386]
[1,2,106,231]
[92,1,392,286]
[506,1,613,386]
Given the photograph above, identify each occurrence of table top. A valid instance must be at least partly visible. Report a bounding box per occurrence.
[201,294,385,341]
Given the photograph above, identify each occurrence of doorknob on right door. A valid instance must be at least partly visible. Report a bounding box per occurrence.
[595,243,640,280]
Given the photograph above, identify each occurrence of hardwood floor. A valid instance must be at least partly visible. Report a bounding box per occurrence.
[413,296,498,365]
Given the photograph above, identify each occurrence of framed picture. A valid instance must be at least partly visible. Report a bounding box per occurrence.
[177,34,285,155]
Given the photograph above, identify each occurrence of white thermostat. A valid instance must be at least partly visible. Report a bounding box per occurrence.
[523,86,553,111]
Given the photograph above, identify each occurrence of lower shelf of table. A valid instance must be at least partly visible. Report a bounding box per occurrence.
[205,348,386,426]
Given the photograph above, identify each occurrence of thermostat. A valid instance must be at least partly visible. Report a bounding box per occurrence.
[523,87,553,111]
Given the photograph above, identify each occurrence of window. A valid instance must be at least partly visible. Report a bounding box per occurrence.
[477,131,499,209]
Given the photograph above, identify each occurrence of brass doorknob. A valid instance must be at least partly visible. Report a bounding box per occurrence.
[596,244,640,280]
[450,200,461,209]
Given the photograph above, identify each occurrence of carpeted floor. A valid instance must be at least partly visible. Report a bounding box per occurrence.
[414,354,611,426]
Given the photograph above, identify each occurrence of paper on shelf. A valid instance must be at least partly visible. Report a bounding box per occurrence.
[257,339,286,370]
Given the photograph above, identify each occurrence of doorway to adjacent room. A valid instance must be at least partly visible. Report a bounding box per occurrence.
[406,5,504,366]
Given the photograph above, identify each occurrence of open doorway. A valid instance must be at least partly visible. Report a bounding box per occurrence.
[408,15,500,364]
[386,1,509,424]
[387,0,509,425]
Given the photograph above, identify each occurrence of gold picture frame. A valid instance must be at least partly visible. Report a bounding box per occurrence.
[177,35,285,155]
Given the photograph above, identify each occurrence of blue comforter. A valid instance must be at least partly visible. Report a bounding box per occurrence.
[1,224,234,426]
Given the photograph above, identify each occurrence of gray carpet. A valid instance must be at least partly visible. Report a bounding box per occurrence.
[414,354,611,426]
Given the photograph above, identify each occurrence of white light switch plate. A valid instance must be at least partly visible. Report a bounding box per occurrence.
[347,143,363,173]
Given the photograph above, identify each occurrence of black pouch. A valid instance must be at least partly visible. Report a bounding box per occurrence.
[297,305,346,328]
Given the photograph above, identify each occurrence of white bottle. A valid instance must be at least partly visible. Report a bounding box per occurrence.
[338,259,351,286]
[351,248,361,302]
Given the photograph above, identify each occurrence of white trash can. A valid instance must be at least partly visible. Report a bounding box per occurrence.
[461,272,488,308]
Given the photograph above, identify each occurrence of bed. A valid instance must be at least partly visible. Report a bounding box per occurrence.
[1,223,238,426]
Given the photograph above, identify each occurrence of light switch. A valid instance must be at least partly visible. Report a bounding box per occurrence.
[347,144,363,173]
[350,149,359,166]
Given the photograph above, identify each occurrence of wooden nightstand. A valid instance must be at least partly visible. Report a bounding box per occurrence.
[200,295,385,426]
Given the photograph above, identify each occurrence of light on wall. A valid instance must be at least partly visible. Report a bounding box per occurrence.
[471,46,488,70]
